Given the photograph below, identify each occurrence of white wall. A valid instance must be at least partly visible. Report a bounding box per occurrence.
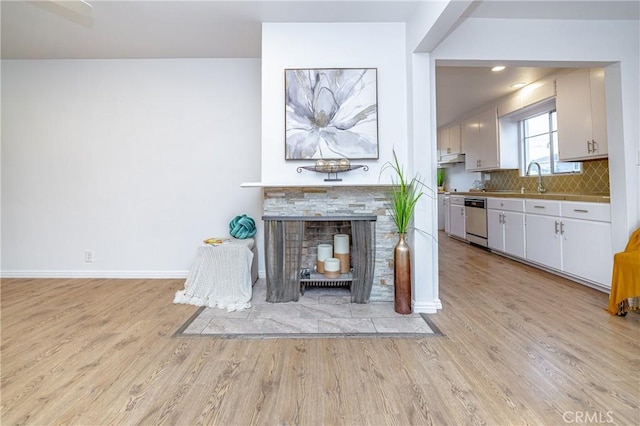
[430,18,640,252]
[1,59,264,277]
[261,23,408,185]
[444,163,481,193]
[260,23,446,312]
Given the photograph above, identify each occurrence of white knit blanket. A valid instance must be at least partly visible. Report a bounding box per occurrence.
[174,239,254,311]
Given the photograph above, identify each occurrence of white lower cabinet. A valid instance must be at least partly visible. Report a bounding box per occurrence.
[487,198,525,258]
[560,217,613,288]
[443,195,451,234]
[504,211,526,258]
[438,194,446,231]
[487,209,503,250]
[524,199,613,288]
[525,212,563,270]
[449,196,466,239]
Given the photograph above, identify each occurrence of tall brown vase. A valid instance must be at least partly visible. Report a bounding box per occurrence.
[394,233,412,314]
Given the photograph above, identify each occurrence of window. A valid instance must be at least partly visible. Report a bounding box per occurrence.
[522,110,581,175]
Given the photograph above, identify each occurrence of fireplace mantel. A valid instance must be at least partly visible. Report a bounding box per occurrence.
[262,215,377,221]
[241,182,393,188]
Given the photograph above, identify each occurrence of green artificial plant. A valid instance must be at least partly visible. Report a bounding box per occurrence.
[437,168,445,188]
[380,150,425,234]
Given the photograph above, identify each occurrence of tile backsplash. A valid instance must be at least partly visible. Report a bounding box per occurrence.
[483,159,609,194]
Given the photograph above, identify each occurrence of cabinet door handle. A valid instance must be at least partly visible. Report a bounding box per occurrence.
[560,221,565,235]
[574,209,589,213]
[554,220,559,234]
[587,140,593,153]
[534,205,546,209]
[592,140,598,153]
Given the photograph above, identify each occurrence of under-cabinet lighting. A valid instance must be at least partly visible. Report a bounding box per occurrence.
[491,66,506,72]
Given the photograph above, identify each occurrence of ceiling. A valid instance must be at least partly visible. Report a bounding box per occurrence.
[2,0,638,127]
[0,1,424,59]
[435,65,563,126]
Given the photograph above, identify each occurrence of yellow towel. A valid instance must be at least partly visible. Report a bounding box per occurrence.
[607,228,640,315]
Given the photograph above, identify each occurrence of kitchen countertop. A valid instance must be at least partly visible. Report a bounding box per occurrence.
[442,190,610,203]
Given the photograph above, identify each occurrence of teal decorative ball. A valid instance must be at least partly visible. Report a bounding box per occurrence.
[229,214,257,239]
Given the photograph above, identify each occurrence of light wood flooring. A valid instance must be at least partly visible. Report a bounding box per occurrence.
[2,233,638,425]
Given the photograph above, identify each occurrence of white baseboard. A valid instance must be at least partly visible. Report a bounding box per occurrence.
[413,299,443,314]
[1,269,268,280]
[0,270,190,279]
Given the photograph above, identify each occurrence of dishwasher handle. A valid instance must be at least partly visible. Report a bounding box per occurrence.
[464,198,486,208]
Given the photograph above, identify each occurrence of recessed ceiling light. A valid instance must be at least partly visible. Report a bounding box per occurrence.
[491,66,506,72]
[511,82,527,89]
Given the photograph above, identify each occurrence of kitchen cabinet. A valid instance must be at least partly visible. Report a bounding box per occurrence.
[487,198,526,258]
[525,201,563,270]
[449,195,466,240]
[463,107,518,171]
[444,194,451,234]
[497,79,556,118]
[561,218,612,287]
[556,68,608,161]
[524,199,613,288]
[437,123,461,160]
[438,194,446,231]
[560,201,613,287]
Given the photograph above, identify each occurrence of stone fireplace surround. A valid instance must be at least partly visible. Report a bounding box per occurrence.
[262,185,396,302]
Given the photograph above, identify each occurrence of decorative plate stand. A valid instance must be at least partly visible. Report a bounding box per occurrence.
[297,159,369,182]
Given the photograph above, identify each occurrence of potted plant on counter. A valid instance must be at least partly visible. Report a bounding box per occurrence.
[380,150,426,314]
[437,168,445,192]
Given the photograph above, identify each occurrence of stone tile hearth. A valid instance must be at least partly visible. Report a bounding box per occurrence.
[176,279,442,338]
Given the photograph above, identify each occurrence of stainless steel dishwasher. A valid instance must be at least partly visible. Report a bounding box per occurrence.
[464,197,488,247]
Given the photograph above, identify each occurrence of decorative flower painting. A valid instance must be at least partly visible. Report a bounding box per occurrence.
[285,68,378,160]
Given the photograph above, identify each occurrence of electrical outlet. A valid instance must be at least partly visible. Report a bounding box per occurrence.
[84,250,94,263]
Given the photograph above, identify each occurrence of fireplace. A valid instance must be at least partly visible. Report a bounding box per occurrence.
[262,186,396,302]
[263,215,376,303]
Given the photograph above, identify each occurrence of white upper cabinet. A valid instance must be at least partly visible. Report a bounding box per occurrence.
[437,123,461,160]
[556,68,608,161]
[463,107,518,172]
[497,80,556,118]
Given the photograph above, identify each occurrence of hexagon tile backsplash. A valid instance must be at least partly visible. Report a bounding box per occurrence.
[485,159,610,194]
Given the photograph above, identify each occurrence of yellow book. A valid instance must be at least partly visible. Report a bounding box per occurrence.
[203,237,229,246]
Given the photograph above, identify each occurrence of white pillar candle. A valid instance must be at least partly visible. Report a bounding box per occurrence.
[317,244,333,261]
[334,234,350,254]
[323,257,341,278]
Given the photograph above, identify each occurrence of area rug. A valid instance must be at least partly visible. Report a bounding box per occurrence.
[173,281,443,339]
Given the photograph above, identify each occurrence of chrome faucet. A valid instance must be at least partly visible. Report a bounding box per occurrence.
[526,161,547,194]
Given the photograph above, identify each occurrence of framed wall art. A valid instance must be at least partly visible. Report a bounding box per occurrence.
[285,68,379,160]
